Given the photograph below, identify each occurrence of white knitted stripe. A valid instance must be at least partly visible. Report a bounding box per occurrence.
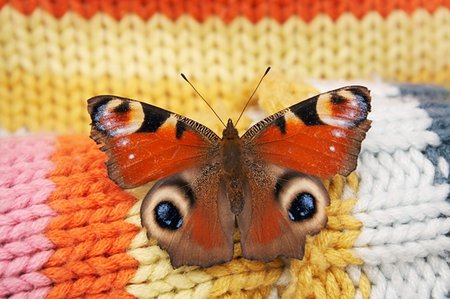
[313,80,450,298]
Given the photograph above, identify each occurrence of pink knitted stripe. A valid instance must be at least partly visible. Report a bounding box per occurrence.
[0,136,57,298]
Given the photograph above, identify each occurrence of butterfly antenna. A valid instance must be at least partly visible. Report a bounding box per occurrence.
[235,66,271,126]
[181,73,226,128]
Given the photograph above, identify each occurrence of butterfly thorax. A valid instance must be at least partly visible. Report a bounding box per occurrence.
[221,119,246,215]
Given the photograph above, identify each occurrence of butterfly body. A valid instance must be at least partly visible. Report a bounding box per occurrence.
[88,85,371,267]
[220,119,247,214]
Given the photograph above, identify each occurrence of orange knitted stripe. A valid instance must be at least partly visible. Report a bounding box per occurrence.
[2,0,449,22]
[42,135,139,299]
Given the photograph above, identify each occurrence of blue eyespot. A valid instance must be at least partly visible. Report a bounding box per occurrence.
[288,193,316,221]
[154,201,183,230]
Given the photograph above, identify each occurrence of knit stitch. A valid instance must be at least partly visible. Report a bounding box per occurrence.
[1,0,448,22]
[0,4,449,133]
[1,0,450,298]
[0,136,56,298]
[41,136,139,299]
[0,80,449,298]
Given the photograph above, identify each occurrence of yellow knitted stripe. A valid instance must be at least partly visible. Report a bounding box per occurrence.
[1,6,449,133]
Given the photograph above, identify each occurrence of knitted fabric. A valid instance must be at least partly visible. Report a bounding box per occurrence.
[1,1,450,298]
[0,1,449,133]
[1,80,449,298]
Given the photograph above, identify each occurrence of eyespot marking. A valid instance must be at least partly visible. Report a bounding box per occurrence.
[274,171,329,228]
[288,193,316,221]
[113,101,131,113]
[316,87,370,128]
[91,98,145,137]
[154,201,183,230]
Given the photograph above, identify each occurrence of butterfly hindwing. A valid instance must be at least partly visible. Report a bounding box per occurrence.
[140,164,235,267]
[88,95,220,188]
[238,163,329,261]
[242,86,371,178]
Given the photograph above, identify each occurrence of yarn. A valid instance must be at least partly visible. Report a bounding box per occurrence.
[41,136,139,299]
[0,136,56,298]
[352,82,450,298]
[1,5,449,133]
[0,0,449,297]
[0,79,449,298]
[2,0,449,22]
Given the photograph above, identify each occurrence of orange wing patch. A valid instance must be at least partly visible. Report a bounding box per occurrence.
[88,95,220,188]
[104,128,209,187]
[253,118,367,178]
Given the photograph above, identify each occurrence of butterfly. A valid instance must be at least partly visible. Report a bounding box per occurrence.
[88,80,371,268]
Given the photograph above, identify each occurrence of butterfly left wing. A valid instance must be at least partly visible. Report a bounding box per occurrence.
[242,86,371,178]
[88,96,220,188]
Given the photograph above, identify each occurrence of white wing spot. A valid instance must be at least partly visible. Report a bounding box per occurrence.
[128,154,135,160]
[118,138,130,147]
[332,129,345,138]
[329,146,336,152]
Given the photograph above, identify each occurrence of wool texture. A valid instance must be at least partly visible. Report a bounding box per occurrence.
[0,136,56,298]
[0,1,449,133]
[0,1,449,298]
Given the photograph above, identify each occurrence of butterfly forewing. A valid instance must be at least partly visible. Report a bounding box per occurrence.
[88,95,220,188]
[242,86,371,178]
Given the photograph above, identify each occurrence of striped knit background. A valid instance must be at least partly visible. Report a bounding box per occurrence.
[0,1,450,298]
[0,1,449,133]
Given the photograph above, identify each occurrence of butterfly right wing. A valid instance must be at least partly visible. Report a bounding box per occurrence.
[88,96,220,188]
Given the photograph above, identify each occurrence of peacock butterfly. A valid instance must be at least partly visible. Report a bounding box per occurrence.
[88,71,371,268]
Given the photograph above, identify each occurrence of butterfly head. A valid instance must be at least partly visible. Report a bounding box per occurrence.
[222,118,239,140]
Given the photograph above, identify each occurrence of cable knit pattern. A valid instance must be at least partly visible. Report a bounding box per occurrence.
[0,136,56,299]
